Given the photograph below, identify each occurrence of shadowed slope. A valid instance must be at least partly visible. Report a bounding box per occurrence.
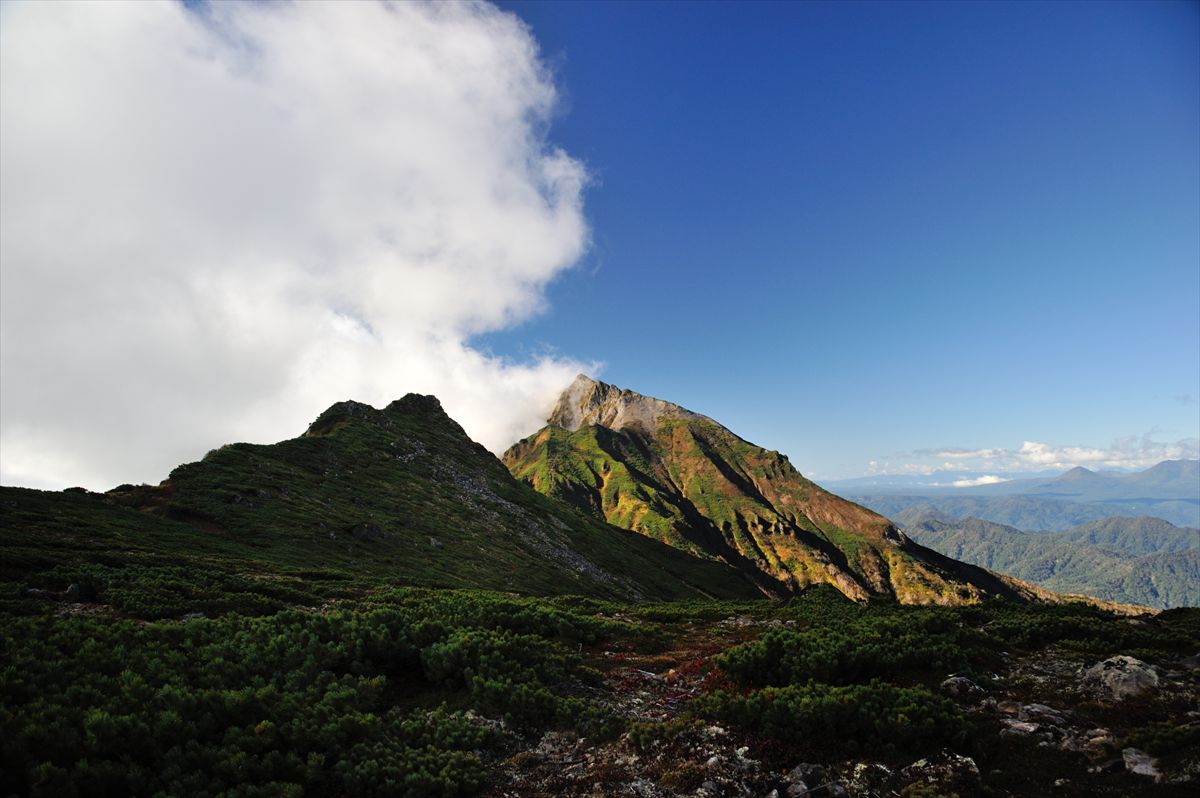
[2,393,760,611]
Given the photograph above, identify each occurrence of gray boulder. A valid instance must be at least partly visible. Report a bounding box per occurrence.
[1082,655,1159,700]
[940,675,985,700]
[1122,747,1162,780]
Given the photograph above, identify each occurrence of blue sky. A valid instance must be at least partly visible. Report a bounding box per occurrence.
[1,0,1196,489]
[484,0,1200,479]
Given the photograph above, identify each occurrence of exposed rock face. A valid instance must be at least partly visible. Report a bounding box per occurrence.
[1082,655,1160,700]
[548,373,709,435]
[507,375,1046,604]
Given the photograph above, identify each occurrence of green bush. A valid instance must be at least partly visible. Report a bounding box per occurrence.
[693,680,968,754]
[0,592,621,797]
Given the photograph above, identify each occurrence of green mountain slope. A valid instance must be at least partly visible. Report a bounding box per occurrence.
[1,394,760,617]
[1055,516,1200,557]
[895,509,1200,608]
[504,375,1044,605]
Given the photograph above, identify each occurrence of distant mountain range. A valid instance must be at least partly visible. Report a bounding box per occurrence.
[825,460,1199,498]
[838,460,1200,530]
[504,375,1048,605]
[966,460,1199,500]
[896,508,1200,608]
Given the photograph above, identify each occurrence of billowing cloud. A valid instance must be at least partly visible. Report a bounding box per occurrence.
[871,433,1199,477]
[1,0,591,489]
[951,475,1008,488]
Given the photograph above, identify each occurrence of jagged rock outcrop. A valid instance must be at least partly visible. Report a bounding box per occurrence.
[548,373,710,435]
[506,375,1043,604]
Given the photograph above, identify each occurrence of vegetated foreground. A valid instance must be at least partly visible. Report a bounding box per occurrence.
[1,388,1196,796]
[3,584,1197,798]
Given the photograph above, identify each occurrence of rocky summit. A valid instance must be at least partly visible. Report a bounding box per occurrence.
[506,375,1049,604]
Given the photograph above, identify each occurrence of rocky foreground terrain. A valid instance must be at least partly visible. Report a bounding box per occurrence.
[489,608,1199,797]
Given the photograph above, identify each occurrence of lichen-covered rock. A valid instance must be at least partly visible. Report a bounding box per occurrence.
[940,675,985,700]
[1082,655,1159,700]
[900,750,980,793]
[1000,719,1040,738]
[1122,747,1162,780]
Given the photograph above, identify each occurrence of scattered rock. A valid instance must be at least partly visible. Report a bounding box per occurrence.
[1122,747,1161,780]
[721,616,756,627]
[1000,719,1040,738]
[1020,703,1066,724]
[996,699,1023,715]
[1080,728,1115,759]
[1082,655,1159,700]
[847,762,892,794]
[941,675,985,700]
[429,536,444,548]
[901,750,980,792]
[787,763,825,787]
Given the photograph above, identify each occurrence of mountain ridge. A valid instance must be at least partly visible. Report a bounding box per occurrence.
[3,391,763,610]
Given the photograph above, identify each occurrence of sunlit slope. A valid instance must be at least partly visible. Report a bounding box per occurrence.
[505,375,1043,605]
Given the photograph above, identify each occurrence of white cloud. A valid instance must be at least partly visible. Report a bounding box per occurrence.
[934,448,1005,460]
[872,434,1199,477]
[951,475,1008,488]
[865,461,937,476]
[0,0,590,489]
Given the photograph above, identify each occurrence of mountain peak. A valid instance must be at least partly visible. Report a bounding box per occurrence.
[384,393,447,418]
[547,375,707,435]
[513,378,1043,605]
[1057,466,1099,481]
[305,393,454,438]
